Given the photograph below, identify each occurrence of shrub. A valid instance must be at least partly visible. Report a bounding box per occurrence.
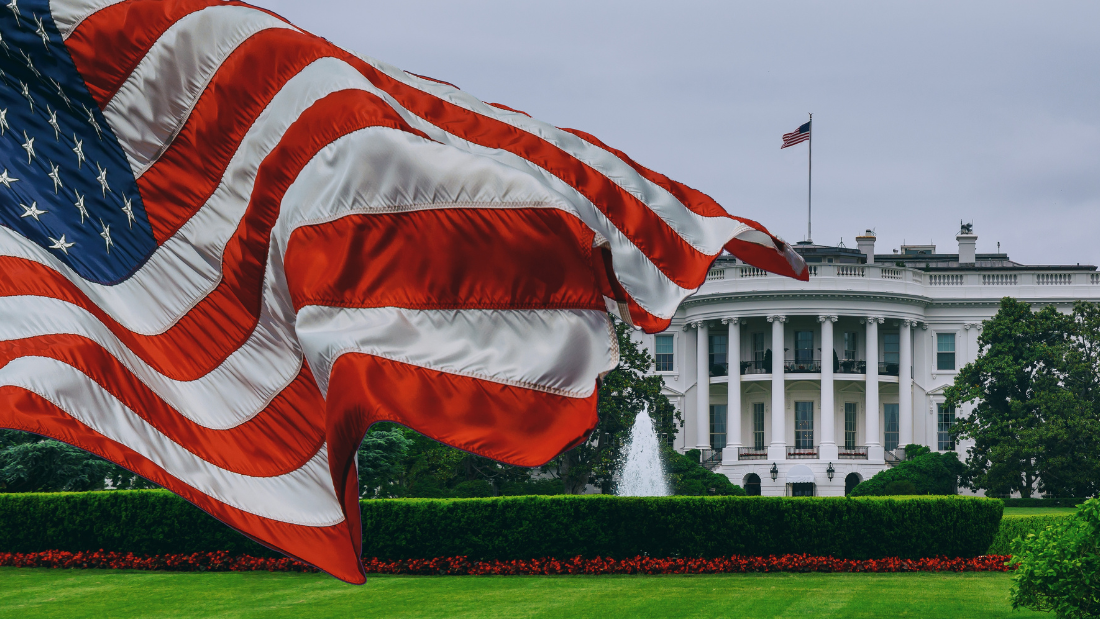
[498,479,564,496]
[848,451,965,496]
[1002,498,1087,509]
[987,514,1072,555]
[1010,499,1100,618]
[668,450,745,496]
[0,492,1001,562]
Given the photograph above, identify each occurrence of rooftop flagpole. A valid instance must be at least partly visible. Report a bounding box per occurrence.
[807,113,812,243]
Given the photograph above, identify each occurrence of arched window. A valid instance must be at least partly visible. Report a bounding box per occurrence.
[744,473,761,496]
[845,472,862,496]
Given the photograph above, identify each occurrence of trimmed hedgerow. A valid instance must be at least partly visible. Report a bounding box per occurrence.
[987,514,1073,555]
[0,492,1002,561]
[357,495,1001,560]
[1001,498,1086,509]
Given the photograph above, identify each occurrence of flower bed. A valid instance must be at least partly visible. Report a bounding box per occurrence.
[0,551,1014,575]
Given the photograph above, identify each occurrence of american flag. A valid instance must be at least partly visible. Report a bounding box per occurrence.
[0,0,807,582]
[781,120,811,149]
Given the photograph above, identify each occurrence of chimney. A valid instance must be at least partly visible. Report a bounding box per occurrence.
[957,222,977,264]
[855,229,876,264]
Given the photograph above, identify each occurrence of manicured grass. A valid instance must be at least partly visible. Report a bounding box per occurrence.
[1002,506,1077,516]
[0,568,1044,618]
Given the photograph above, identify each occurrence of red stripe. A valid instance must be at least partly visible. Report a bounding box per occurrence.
[285,208,604,311]
[0,389,364,584]
[0,333,324,476]
[0,92,424,381]
[65,0,292,108]
[137,28,338,243]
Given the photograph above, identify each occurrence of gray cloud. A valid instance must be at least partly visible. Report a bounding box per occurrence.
[254,0,1100,267]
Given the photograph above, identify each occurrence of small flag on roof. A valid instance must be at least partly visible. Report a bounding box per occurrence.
[781,120,811,149]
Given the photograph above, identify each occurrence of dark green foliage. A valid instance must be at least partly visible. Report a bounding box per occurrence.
[945,299,1100,498]
[0,492,1002,561]
[1010,499,1100,618]
[987,514,1072,555]
[1002,498,1087,508]
[356,426,412,498]
[357,495,1002,561]
[668,449,744,496]
[0,430,156,493]
[498,479,565,496]
[848,451,966,497]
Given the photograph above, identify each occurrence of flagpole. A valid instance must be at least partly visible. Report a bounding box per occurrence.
[807,113,812,243]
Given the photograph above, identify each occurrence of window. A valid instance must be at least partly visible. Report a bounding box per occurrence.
[844,473,861,496]
[884,333,899,365]
[795,330,814,364]
[709,404,727,450]
[753,403,766,449]
[937,333,956,371]
[795,401,814,449]
[655,334,674,372]
[844,402,857,449]
[884,403,899,452]
[752,333,766,362]
[709,334,728,377]
[744,473,761,496]
[790,483,815,497]
[937,404,956,451]
[843,332,858,360]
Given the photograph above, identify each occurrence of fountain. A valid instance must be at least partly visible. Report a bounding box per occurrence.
[615,408,671,496]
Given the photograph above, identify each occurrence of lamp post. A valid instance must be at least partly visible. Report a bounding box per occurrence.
[770,462,779,482]
[826,462,835,481]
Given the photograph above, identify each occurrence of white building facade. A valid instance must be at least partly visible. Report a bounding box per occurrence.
[642,226,1100,496]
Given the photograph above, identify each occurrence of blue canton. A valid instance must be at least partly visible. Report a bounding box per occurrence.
[0,0,156,284]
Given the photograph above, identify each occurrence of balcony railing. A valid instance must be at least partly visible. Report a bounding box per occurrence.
[738,447,768,460]
[839,446,869,459]
[878,362,900,376]
[700,448,723,470]
[785,358,820,373]
[741,360,771,375]
[786,446,818,459]
[837,359,867,374]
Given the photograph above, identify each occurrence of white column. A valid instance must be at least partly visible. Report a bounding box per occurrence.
[768,315,786,461]
[899,319,913,447]
[819,315,838,461]
[865,316,883,461]
[695,321,711,449]
[722,318,741,465]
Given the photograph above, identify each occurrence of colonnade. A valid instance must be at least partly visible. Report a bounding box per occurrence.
[686,315,916,464]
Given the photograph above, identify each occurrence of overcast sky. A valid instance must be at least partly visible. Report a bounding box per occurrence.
[254,0,1100,267]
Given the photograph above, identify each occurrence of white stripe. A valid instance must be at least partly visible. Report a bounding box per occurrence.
[297,307,616,398]
[103,5,295,178]
[0,296,301,430]
[0,357,343,526]
[49,0,126,40]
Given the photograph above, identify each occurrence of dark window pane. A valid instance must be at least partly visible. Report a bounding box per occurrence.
[795,401,813,449]
[884,403,899,452]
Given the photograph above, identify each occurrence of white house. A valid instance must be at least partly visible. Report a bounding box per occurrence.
[640,225,1100,497]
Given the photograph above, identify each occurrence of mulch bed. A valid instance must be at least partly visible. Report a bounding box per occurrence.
[1,551,1016,575]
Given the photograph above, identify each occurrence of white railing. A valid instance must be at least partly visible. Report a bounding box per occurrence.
[837,265,865,278]
[1091,273,1099,285]
[929,274,965,286]
[881,268,903,280]
[740,266,768,278]
[807,265,818,277]
[982,274,1017,286]
[1037,273,1072,285]
[706,268,726,281]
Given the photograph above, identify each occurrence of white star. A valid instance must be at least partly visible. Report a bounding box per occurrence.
[19,50,39,78]
[7,0,19,21]
[85,105,103,139]
[121,194,136,228]
[33,14,48,48]
[99,220,113,254]
[95,162,110,196]
[73,190,88,223]
[0,108,7,136]
[47,161,62,194]
[0,169,17,188]
[21,131,34,163]
[47,105,60,139]
[20,201,46,220]
[19,81,33,112]
[48,235,74,255]
[0,30,9,55]
[50,78,70,109]
[72,135,85,168]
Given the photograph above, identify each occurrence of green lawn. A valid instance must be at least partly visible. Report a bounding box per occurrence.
[0,568,1045,619]
[1002,506,1077,516]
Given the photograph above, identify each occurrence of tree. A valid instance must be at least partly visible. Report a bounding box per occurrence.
[0,430,156,492]
[847,445,965,496]
[545,318,681,494]
[671,449,745,495]
[945,298,1100,498]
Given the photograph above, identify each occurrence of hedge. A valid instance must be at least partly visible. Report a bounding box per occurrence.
[987,514,1073,555]
[0,491,1002,561]
[1000,498,1087,509]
